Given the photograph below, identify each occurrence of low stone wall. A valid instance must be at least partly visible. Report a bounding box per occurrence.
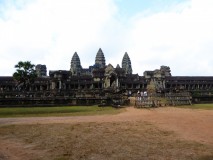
[0,97,110,107]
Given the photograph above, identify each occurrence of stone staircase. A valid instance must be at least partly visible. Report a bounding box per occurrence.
[134,93,163,108]
[134,92,192,108]
[165,92,192,106]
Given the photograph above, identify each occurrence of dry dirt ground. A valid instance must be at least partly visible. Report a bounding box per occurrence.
[0,107,213,160]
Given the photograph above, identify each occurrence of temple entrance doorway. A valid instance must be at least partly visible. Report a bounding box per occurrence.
[110,74,117,88]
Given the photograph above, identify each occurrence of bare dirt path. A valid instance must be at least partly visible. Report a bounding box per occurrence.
[0,107,213,146]
[0,139,46,160]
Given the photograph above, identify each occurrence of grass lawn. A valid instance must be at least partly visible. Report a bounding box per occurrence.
[178,104,213,110]
[0,106,124,118]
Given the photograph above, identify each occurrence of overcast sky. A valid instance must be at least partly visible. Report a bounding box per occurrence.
[0,0,213,76]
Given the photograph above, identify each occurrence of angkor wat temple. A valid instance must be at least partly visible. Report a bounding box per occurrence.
[1,48,213,106]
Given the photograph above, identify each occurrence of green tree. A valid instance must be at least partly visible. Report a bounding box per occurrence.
[13,61,37,91]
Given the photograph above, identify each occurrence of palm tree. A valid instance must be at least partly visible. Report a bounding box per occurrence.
[13,61,37,91]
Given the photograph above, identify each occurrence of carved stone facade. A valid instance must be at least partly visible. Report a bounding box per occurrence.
[0,48,213,105]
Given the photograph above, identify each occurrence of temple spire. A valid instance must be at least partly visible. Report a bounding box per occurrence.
[70,52,82,76]
[95,48,106,68]
[122,52,132,74]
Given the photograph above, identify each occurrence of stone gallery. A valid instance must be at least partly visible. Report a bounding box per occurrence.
[1,48,213,106]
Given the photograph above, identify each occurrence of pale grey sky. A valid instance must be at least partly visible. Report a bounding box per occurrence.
[0,0,213,76]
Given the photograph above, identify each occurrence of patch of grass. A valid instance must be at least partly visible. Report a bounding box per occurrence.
[177,104,213,110]
[0,106,124,118]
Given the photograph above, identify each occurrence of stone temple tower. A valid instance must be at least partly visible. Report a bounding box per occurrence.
[122,52,132,74]
[70,52,82,76]
[35,64,47,77]
[95,48,106,68]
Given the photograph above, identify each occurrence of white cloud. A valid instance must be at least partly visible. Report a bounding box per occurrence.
[0,0,213,76]
[128,0,213,76]
[0,0,120,75]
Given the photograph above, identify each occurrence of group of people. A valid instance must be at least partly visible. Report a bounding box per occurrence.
[136,90,148,101]
[128,90,148,98]
[137,90,148,97]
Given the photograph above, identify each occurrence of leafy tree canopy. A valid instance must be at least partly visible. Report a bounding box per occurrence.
[13,61,37,91]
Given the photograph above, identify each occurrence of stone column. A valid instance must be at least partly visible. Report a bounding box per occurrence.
[51,82,55,90]
[59,81,62,89]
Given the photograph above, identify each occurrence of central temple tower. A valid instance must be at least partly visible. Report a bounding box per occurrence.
[122,52,132,74]
[95,48,106,68]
